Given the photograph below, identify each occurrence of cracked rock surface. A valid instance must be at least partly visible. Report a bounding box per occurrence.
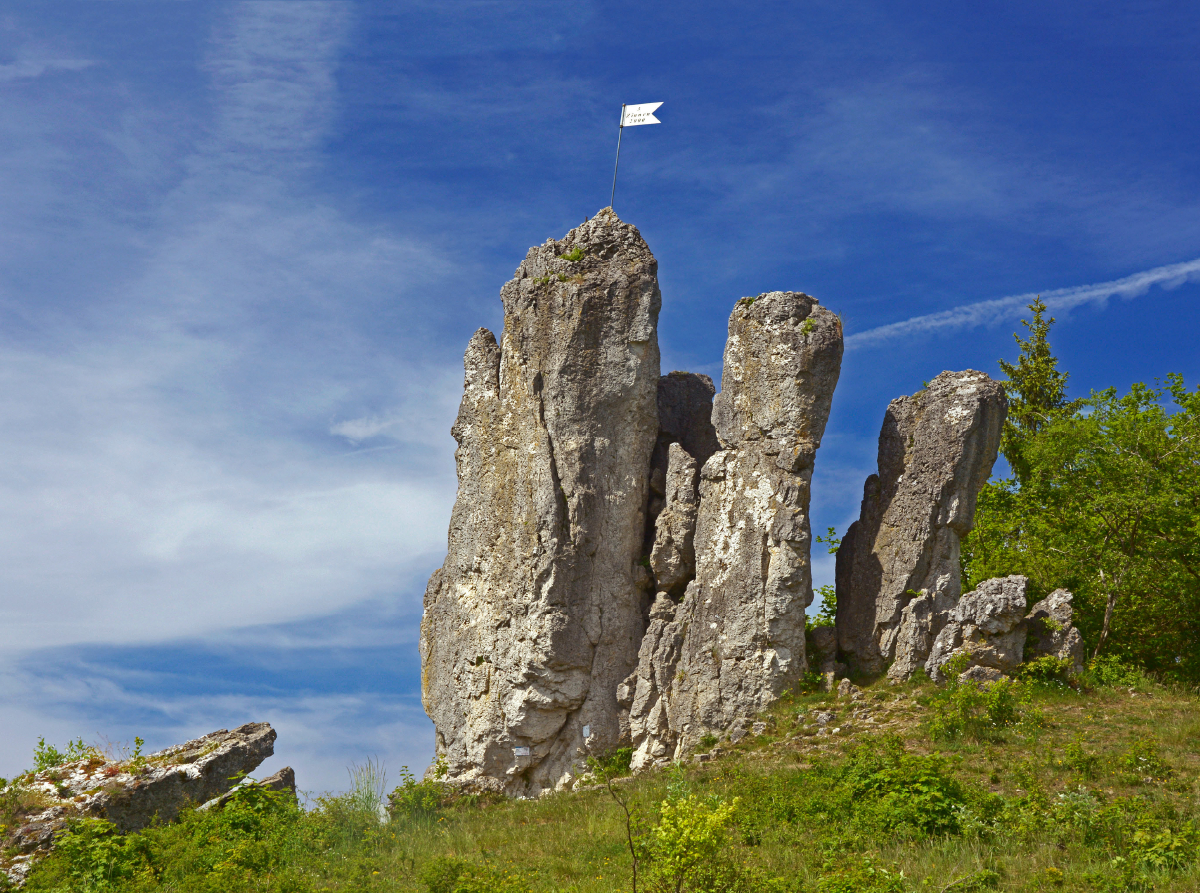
[420,209,661,797]
[926,574,1030,681]
[1025,588,1086,674]
[628,291,842,767]
[835,370,1007,680]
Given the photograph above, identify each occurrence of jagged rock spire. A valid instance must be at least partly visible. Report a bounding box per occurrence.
[420,209,661,797]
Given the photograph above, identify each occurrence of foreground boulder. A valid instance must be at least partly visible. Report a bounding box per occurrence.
[1,723,276,885]
[926,575,1030,682]
[835,370,1007,680]
[420,210,661,796]
[627,291,843,767]
[1024,588,1086,674]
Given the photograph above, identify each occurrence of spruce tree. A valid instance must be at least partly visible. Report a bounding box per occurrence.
[997,297,1071,485]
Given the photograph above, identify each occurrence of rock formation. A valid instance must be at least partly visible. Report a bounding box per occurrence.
[835,370,1007,680]
[926,575,1030,681]
[2,723,276,885]
[1024,588,1086,674]
[420,210,661,796]
[627,292,843,767]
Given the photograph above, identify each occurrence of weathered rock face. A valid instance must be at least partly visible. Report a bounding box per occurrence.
[1,723,276,885]
[1025,588,1086,674]
[649,443,701,596]
[926,575,1029,681]
[835,370,1007,680]
[420,210,661,797]
[628,292,843,767]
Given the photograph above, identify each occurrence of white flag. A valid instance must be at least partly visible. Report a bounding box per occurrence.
[621,102,662,126]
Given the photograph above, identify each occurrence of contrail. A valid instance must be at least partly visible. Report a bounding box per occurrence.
[846,256,1200,349]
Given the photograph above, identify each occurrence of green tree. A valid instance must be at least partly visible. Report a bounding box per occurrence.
[996,297,1073,484]
[966,375,1200,677]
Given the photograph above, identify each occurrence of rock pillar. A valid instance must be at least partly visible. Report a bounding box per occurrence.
[835,370,1007,680]
[420,210,661,796]
[627,292,842,767]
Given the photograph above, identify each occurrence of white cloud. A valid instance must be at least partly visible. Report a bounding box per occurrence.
[847,256,1200,349]
[0,1,467,660]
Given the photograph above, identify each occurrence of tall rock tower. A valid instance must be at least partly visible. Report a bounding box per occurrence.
[420,210,661,796]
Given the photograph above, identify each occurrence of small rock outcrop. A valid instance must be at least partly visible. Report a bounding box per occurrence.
[205,765,297,811]
[926,575,1030,681]
[1025,588,1086,674]
[1,723,276,885]
[628,292,843,767]
[835,370,1007,680]
[420,210,662,797]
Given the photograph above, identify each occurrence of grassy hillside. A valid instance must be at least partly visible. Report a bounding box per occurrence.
[12,664,1200,893]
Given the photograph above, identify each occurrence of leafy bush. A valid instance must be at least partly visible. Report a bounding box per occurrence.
[587,747,634,780]
[642,794,746,893]
[24,782,309,893]
[1084,655,1145,689]
[836,737,968,836]
[1019,655,1073,686]
[927,666,1028,742]
[388,764,452,821]
[814,857,907,893]
[419,855,533,893]
[37,818,152,892]
[32,737,100,773]
[1061,736,1101,781]
[1119,737,1171,783]
[1127,824,1197,871]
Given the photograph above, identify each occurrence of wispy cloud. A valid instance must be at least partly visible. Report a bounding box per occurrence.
[847,256,1200,349]
[0,1,465,659]
[0,57,93,81]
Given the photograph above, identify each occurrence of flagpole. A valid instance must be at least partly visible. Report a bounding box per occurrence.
[610,105,625,209]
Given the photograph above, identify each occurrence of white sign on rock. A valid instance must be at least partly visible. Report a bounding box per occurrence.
[621,102,663,126]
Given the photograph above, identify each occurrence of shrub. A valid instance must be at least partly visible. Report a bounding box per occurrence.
[642,794,747,893]
[927,670,1027,742]
[1019,655,1073,686]
[587,747,634,780]
[815,857,908,893]
[1119,737,1171,783]
[32,737,99,773]
[388,764,451,821]
[1084,655,1145,688]
[40,818,153,892]
[419,855,533,893]
[836,737,967,836]
[1061,736,1101,780]
[1127,824,1197,871]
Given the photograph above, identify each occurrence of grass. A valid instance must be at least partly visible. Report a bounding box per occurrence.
[12,673,1200,892]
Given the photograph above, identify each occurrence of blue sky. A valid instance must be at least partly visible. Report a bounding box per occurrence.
[1,1,1197,795]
